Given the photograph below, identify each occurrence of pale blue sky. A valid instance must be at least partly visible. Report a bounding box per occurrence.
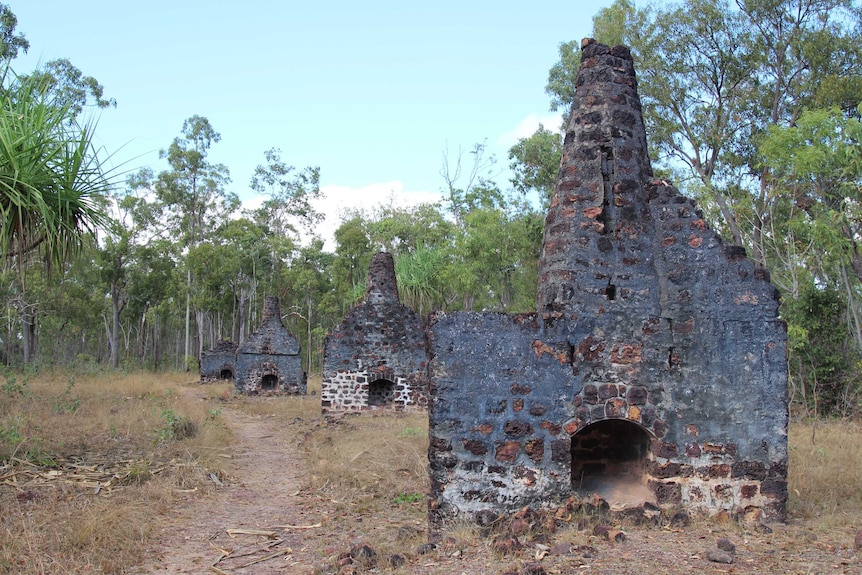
[14,1,611,230]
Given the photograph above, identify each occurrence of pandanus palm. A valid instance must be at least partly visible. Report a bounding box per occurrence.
[0,68,111,363]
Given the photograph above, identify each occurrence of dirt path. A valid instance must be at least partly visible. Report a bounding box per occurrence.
[129,387,862,575]
[132,389,323,575]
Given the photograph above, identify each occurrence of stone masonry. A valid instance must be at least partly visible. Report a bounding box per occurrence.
[235,296,306,395]
[200,339,238,383]
[322,252,428,412]
[427,40,788,525]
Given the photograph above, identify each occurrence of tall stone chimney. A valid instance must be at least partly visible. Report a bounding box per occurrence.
[261,295,283,325]
[365,252,399,304]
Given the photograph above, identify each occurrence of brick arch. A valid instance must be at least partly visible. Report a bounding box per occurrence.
[564,383,666,439]
[564,414,658,440]
[367,366,395,382]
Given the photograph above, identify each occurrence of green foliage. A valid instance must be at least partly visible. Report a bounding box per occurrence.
[154,408,197,443]
[395,248,445,317]
[782,284,862,416]
[391,492,424,505]
[396,427,425,438]
[508,124,562,209]
[250,147,322,244]
[52,377,80,414]
[0,417,23,459]
[22,58,116,117]
[0,3,28,61]
[0,66,111,269]
[1,371,28,397]
[182,356,199,372]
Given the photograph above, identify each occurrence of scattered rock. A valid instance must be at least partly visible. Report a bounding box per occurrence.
[475,509,501,534]
[855,529,862,550]
[593,524,611,540]
[388,554,406,568]
[572,544,599,558]
[492,536,523,555]
[437,536,458,552]
[348,543,377,569]
[669,510,690,528]
[349,543,376,560]
[522,562,546,575]
[551,542,571,555]
[717,537,736,554]
[616,503,659,526]
[540,514,558,535]
[395,525,422,540]
[416,543,436,555]
[755,522,773,534]
[707,549,735,564]
[509,516,531,537]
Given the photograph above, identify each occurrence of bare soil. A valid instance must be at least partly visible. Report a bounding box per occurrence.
[131,387,862,575]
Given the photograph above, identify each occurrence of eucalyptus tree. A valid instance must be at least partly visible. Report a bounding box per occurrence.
[281,239,335,371]
[23,58,116,118]
[332,214,372,303]
[152,115,237,366]
[248,147,322,309]
[368,202,453,255]
[0,3,28,61]
[508,124,562,210]
[444,184,543,313]
[218,217,270,344]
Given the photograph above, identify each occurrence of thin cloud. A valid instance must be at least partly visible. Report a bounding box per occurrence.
[496,113,564,147]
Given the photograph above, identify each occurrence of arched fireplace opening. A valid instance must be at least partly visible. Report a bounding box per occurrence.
[261,374,278,391]
[570,418,655,506]
[368,378,395,407]
[220,368,234,380]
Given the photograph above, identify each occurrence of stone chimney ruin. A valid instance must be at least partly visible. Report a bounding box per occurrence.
[426,40,788,524]
[322,252,428,411]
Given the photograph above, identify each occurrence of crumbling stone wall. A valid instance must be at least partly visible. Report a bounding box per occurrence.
[322,252,428,411]
[200,339,237,383]
[427,39,788,525]
[235,296,306,395]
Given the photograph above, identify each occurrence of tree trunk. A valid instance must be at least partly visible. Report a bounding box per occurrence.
[196,309,205,366]
[307,297,313,372]
[110,281,121,369]
[138,303,149,362]
[184,268,191,371]
[238,289,248,344]
[19,298,36,365]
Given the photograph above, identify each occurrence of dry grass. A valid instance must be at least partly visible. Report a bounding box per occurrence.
[0,369,232,575]
[788,418,862,527]
[2,369,861,574]
[228,375,429,515]
[304,410,429,507]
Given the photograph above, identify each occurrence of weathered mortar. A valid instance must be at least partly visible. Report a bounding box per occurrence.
[235,296,306,395]
[427,39,788,524]
[322,252,428,411]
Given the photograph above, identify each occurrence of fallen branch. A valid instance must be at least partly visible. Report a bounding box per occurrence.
[236,547,292,568]
[225,528,278,538]
[271,522,323,530]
